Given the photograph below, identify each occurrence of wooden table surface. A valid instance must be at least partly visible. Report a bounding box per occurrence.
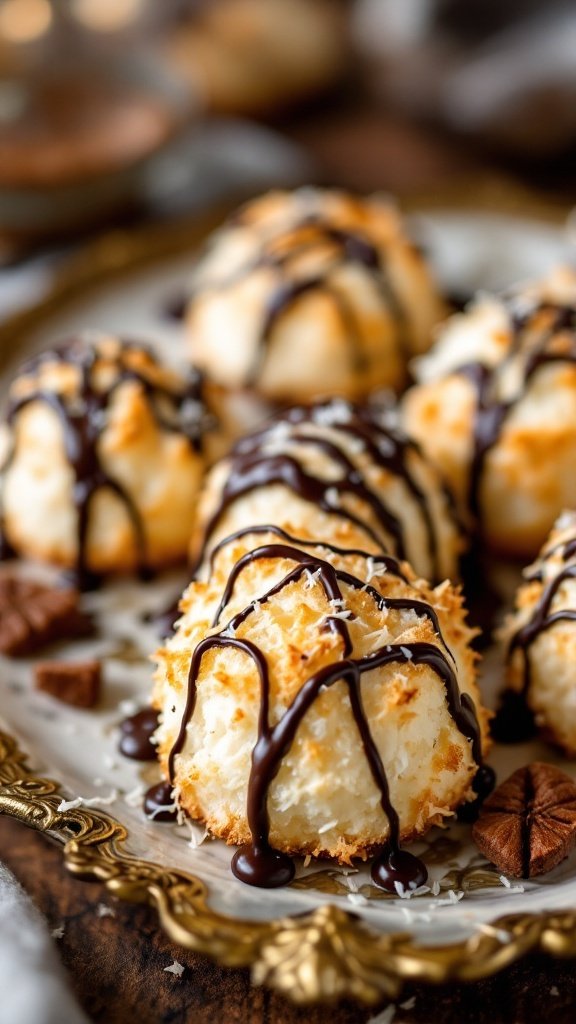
[2,95,576,1023]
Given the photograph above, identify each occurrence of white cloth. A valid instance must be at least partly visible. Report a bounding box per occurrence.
[0,863,89,1024]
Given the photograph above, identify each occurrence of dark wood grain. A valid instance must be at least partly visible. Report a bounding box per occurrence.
[3,815,576,1023]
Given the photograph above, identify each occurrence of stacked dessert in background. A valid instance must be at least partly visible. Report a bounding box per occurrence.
[5,188,576,890]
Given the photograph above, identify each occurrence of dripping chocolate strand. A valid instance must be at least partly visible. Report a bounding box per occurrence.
[194,450,389,578]
[494,554,576,744]
[211,540,452,660]
[509,563,576,696]
[459,301,576,522]
[194,401,452,582]
[526,535,576,581]
[2,340,208,588]
[206,523,409,584]
[190,212,409,388]
[285,402,445,580]
[170,543,483,890]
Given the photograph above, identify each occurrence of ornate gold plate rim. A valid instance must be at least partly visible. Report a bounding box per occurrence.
[4,728,576,1006]
[1,183,576,1006]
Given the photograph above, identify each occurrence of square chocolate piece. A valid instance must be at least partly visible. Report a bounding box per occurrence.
[35,659,102,708]
[0,575,93,657]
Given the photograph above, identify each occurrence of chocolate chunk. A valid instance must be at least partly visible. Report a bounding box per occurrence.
[0,575,92,657]
[119,708,158,760]
[472,762,576,878]
[35,659,102,708]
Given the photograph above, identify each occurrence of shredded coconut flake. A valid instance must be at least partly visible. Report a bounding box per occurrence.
[550,986,560,997]
[325,487,340,507]
[51,925,65,940]
[318,819,338,834]
[123,784,145,808]
[329,608,352,621]
[347,892,369,908]
[399,646,413,660]
[304,567,322,589]
[118,699,139,716]
[432,889,465,907]
[410,885,431,898]
[185,821,209,849]
[96,903,115,918]
[57,797,82,812]
[312,399,352,427]
[148,801,177,821]
[164,960,185,978]
[476,922,511,943]
[400,996,416,1011]
[58,790,118,812]
[367,1004,396,1024]
[499,874,511,888]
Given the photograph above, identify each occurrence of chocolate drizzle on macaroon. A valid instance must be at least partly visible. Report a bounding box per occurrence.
[193,399,460,585]
[168,529,483,891]
[190,209,410,388]
[1,338,211,589]
[495,524,576,743]
[458,300,576,522]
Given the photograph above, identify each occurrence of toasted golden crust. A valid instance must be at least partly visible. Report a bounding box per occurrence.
[403,267,576,558]
[501,511,576,756]
[1,335,214,575]
[154,528,490,863]
[186,188,448,403]
[191,399,464,583]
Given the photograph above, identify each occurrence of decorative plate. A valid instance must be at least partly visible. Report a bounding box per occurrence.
[2,200,576,1007]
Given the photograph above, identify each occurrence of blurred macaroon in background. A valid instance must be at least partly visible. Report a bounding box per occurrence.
[0,0,575,256]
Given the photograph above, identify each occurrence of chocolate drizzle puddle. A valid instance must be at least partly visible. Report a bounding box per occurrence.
[2,340,209,589]
[118,707,159,760]
[495,546,576,744]
[169,532,483,890]
[191,213,409,388]
[143,781,177,822]
[193,401,458,584]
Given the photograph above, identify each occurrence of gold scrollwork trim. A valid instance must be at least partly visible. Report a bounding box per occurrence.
[2,730,576,1005]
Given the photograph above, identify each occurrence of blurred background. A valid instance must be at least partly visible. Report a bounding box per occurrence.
[1,0,575,267]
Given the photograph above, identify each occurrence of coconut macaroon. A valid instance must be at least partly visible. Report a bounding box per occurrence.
[185,188,447,406]
[191,398,463,585]
[501,511,576,755]
[154,527,489,884]
[403,266,576,558]
[0,335,216,586]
